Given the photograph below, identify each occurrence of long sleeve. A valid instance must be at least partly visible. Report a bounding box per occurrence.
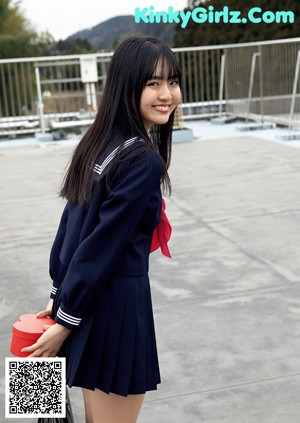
[49,205,69,299]
[54,149,163,330]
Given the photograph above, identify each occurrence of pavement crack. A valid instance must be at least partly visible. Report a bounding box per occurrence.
[145,372,300,403]
[170,197,293,285]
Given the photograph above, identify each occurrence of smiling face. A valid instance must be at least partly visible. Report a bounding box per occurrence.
[140,61,181,131]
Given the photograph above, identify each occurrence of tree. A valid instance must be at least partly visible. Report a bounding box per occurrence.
[0,1,58,118]
[0,0,54,58]
[54,38,94,55]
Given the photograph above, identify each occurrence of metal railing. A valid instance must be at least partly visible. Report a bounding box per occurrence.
[1,37,300,137]
[0,53,112,136]
[223,38,300,128]
[175,37,300,128]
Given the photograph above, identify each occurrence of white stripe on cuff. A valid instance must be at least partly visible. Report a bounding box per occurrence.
[57,308,82,326]
[51,286,57,295]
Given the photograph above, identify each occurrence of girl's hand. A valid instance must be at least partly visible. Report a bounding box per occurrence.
[36,298,54,318]
[21,323,71,357]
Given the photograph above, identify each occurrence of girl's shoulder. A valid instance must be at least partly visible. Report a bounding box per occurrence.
[94,136,164,180]
[120,138,164,175]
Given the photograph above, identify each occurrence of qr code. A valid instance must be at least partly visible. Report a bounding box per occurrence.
[5,357,66,418]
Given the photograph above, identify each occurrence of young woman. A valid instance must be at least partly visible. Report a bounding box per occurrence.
[22,36,181,423]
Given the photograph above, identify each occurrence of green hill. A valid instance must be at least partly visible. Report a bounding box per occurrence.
[65,15,176,50]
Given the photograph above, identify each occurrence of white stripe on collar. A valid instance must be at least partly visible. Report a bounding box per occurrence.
[93,137,139,176]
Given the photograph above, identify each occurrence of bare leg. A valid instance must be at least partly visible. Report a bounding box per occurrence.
[82,388,94,423]
[88,388,145,423]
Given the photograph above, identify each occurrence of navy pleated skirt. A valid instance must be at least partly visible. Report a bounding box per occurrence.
[52,273,161,397]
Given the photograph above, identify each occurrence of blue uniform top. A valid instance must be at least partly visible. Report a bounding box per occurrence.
[49,140,164,331]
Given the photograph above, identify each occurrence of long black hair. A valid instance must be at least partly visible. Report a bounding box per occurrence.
[60,36,181,205]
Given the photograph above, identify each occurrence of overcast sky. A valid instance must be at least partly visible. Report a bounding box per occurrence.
[20,0,187,40]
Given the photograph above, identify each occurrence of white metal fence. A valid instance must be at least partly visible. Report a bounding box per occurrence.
[1,37,300,137]
[0,53,113,136]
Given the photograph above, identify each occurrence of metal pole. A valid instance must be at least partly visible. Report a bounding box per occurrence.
[247,52,260,123]
[85,83,91,110]
[91,83,97,111]
[219,54,226,116]
[34,65,45,133]
[288,50,300,130]
[258,46,264,123]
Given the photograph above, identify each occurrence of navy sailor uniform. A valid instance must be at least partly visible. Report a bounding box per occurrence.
[49,139,164,396]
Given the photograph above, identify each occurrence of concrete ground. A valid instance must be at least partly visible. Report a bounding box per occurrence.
[1,125,300,422]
